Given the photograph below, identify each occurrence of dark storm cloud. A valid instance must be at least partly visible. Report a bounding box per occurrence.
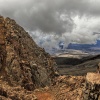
[0,0,100,50]
[1,0,99,34]
[0,0,100,33]
[0,0,75,34]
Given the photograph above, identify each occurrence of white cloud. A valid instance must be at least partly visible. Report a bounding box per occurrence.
[0,0,100,52]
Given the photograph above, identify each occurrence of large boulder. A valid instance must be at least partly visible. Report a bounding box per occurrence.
[82,73,100,100]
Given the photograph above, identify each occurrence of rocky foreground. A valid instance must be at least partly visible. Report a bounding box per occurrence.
[0,16,99,100]
[83,73,100,100]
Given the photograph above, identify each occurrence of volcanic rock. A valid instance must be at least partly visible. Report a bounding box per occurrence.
[0,16,58,91]
[82,73,100,100]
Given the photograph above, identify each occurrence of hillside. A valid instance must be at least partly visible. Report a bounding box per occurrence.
[0,16,59,90]
[54,54,100,75]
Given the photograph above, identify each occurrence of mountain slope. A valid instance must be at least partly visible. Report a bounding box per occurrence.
[0,16,58,91]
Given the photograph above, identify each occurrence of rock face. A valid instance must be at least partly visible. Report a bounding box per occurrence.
[0,16,58,90]
[82,73,100,100]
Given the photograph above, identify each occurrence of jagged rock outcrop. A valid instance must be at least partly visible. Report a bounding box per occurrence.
[82,73,100,100]
[0,16,58,91]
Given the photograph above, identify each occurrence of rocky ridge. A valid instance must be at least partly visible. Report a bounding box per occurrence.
[0,16,58,91]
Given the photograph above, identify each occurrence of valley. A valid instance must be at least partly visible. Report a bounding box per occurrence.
[53,52,100,75]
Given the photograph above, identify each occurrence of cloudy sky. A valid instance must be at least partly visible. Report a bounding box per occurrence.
[0,0,100,51]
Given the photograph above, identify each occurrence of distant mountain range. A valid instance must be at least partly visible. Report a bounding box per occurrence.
[42,40,100,55]
[67,40,100,52]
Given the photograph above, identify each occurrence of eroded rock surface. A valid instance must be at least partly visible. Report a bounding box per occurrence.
[82,73,100,100]
[0,16,58,91]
